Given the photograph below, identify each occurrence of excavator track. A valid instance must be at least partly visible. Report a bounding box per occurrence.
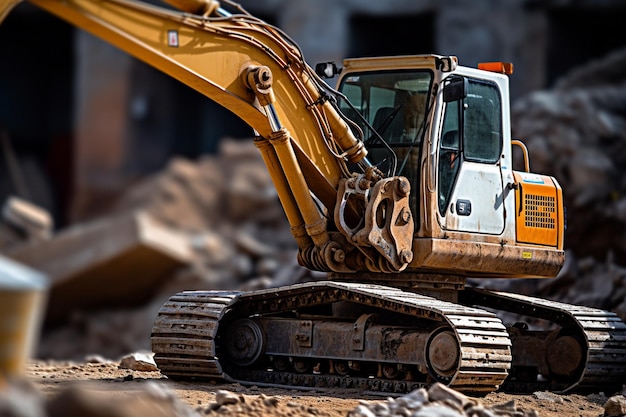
[152,282,511,395]
[151,291,240,380]
[461,288,626,394]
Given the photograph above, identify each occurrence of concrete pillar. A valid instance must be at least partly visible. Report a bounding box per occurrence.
[279,1,349,65]
[72,31,131,221]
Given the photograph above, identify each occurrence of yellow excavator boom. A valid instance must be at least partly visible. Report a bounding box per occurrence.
[0,0,414,273]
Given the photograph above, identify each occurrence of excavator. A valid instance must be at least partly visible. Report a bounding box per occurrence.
[2,0,625,396]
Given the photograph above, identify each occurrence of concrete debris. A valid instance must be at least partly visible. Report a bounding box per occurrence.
[118,352,158,372]
[2,197,53,241]
[348,383,537,417]
[27,139,313,360]
[200,389,331,416]
[46,381,196,417]
[110,140,302,292]
[605,395,626,417]
[555,47,626,90]
[532,391,564,404]
[0,381,335,417]
[7,210,192,324]
[427,382,476,410]
[0,197,52,251]
[214,390,242,406]
[0,378,189,417]
[0,375,547,417]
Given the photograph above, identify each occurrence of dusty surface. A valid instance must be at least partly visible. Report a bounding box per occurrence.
[25,360,614,417]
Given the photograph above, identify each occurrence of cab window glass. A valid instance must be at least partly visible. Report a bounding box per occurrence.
[339,83,365,135]
[337,71,432,146]
[438,100,461,215]
[463,81,502,163]
[340,83,362,112]
[369,86,395,125]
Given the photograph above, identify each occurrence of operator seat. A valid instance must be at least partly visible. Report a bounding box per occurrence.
[372,107,404,142]
[438,130,460,211]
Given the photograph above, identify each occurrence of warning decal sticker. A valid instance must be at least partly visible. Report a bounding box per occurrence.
[168,30,179,47]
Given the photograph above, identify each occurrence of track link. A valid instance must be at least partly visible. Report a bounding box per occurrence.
[461,288,626,393]
[151,291,240,380]
[152,282,511,394]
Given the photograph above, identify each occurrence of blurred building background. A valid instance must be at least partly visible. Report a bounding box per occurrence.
[0,0,625,227]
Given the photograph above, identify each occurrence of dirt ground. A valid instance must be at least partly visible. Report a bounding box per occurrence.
[24,360,614,417]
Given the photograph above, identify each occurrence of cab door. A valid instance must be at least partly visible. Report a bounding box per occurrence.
[437,78,505,235]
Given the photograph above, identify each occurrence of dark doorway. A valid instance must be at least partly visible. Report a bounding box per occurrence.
[547,7,626,86]
[348,12,436,58]
[124,12,280,175]
[0,5,75,226]
[125,61,254,176]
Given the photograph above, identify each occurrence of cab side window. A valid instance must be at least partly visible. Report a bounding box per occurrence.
[438,100,461,215]
[464,81,502,163]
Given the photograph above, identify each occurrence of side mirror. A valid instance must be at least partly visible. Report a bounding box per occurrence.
[443,76,468,103]
[315,62,341,79]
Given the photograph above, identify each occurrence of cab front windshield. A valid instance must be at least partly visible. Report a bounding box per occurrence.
[338,70,432,220]
[337,70,432,176]
[339,71,432,144]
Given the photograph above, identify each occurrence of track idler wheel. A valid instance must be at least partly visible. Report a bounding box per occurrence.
[272,356,290,371]
[546,331,586,379]
[293,358,311,373]
[381,364,401,379]
[224,319,265,367]
[333,360,350,376]
[426,328,460,383]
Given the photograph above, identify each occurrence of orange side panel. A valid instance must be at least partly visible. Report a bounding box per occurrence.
[514,172,560,247]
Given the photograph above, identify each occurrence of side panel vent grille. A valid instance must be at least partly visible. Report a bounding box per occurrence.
[514,173,560,247]
[524,194,556,230]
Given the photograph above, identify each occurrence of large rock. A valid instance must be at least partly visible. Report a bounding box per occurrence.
[605,395,626,417]
[118,352,158,372]
[7,211,192,324]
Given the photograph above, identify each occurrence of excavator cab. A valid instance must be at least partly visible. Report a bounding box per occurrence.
[336,55,565,278]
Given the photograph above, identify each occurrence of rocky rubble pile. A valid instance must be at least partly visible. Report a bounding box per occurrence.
[350,383,536,417]
[512,47,626,262]
[0,379,538,417]
[37,139,317,360]
[199,389,332,417]
[0,379,198,417]
[111,138,311,292]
